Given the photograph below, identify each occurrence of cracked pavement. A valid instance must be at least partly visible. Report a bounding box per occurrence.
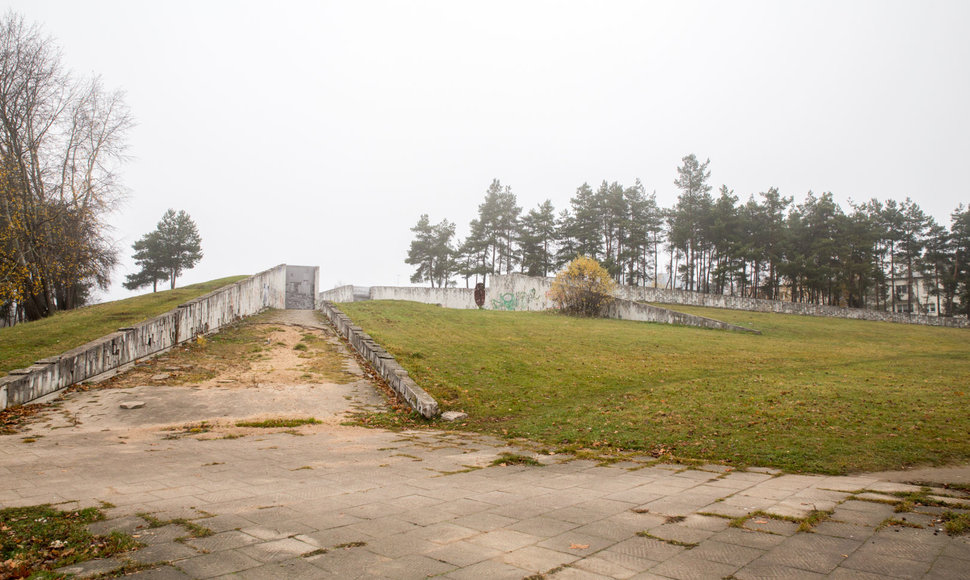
[1,310,968,579]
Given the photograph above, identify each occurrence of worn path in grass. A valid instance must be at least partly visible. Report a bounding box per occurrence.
[1,310,968,579]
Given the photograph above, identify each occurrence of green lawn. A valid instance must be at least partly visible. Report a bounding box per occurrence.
[0,276,246,376]
[340,300,970,474]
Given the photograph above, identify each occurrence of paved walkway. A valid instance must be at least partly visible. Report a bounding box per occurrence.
[1,311,967,579]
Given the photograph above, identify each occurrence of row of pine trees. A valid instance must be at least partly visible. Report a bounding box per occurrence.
[406,155,970,316]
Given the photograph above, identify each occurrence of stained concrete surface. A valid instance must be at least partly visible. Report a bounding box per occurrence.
[1,310,968,579]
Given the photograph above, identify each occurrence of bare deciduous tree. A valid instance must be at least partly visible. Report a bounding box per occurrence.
[0,11,131,321]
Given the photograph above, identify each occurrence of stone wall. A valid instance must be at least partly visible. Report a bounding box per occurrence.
[318,301,439,418]
[0,265,287,410]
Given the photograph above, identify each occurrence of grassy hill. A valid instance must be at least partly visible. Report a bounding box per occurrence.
[0,276,247,376]
[340,300,970,474]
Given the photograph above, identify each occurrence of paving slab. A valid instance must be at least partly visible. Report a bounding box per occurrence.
[571,554,643,579]
[53,556,128,579]
[441,558,531,579]
[839,549,932,578]
[648,549,740,580]
[424,539,504,567]
[122,566,193,580]
[127,541,200,564]
[688,539,765,567]
[172,550,264,578]
[501,544,579,572]
[754,533,862,574]
[734,559,827,579]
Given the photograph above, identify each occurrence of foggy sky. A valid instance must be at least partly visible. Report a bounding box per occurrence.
[7,0,969,299]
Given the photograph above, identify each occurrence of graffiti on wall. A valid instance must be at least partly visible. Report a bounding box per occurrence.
[490,288,541,311]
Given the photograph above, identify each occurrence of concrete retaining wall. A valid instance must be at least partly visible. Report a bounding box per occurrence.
[486,274,758,333]
[605,298,760,334]
[369,286,477,309]
[489,273,968,328]
[0,265,288,410]
[616,285,970,328]
[318,301,439,418]
[487,275,554,311]
[318,285,355,304]
[342,275,756,333]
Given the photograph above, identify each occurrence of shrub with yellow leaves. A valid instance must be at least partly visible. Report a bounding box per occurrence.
[548,256,616,317]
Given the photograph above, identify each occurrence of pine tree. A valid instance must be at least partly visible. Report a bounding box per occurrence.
[466,179,519,278]
[406,214,456,288]
[123,231,166,292]
[670,154,713,291]
[518,200,557,277]
[124,209,202,291]
[949,205,970,315]
[568,183,605,260]
[895,198,933,313]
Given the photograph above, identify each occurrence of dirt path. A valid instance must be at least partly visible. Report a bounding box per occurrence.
[17,309,387,442]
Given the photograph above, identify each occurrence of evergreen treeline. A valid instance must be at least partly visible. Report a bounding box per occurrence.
[406,154,970,316]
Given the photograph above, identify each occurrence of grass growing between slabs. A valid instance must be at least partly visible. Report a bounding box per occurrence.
[236,417,322,429]
[339,300,970,474]
[0,504,139,577]
[0,276,247,376]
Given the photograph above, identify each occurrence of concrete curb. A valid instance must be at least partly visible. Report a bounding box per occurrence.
[318,301,439,419]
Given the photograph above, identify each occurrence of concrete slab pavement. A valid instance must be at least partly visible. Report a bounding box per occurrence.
[1,310,968,579]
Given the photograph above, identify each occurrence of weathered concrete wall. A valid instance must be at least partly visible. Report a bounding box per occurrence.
[486,274,757,332]
[606,298,760,334]
[488,274,555,311]
[318,285,355,304]
[369,286,478,309]
[318,301,439,418]
[0,265,288,410]
[285,265,318,310]
[616,285,970,328]
[352,275,756,333]
[489,273,968,328]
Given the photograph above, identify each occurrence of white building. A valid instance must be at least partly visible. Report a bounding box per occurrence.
[889,275,942,316]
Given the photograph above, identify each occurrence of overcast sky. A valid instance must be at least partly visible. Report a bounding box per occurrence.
[8,0,970,299]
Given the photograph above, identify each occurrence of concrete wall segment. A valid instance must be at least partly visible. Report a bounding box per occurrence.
[487,274,554,311]
[1,264,289,410]
[318,285,355,304]
[369,286,477,309]
[616,284,969,328]
[317,300,439,418]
